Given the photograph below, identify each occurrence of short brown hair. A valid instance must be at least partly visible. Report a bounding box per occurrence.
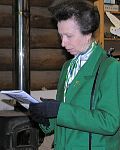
[49,0,100,35]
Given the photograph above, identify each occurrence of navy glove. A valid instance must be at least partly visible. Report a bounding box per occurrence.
[30,113,50,127]
[29,98,60,119]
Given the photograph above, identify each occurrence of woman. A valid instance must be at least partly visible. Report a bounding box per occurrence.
[29,0,120,149]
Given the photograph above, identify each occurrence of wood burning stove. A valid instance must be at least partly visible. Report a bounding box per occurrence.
[0,110,45,150]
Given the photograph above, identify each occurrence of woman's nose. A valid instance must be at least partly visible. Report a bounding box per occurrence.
[61,38,66,47]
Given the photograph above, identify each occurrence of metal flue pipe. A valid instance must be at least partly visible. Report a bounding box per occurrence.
[13,0,30,94]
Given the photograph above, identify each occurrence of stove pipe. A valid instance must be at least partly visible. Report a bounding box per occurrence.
[13,0,30,94]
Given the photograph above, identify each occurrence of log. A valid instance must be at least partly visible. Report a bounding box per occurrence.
[30,0,54,7]
[0,71,12,90]
[30,49,67,70]
[0,49,12,71]
[31,71,60,90]
[0,71,60,90]
[30,28,61,48]
[0,0,12,5]
[30,7,56,28]
[0,5,12,28]
[0,28,60,48]
[0,48,68,71]
[0,0,54,7]
[0,28,12,48]
[0,5,56,28]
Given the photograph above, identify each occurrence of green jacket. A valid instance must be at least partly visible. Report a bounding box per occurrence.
[40,44,120,150]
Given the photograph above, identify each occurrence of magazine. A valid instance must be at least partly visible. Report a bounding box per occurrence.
[0,90,41,109]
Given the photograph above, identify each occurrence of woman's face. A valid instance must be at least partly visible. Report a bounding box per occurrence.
[57,17,92,56]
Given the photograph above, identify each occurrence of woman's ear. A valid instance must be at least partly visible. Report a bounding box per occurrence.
[86,33,92,44]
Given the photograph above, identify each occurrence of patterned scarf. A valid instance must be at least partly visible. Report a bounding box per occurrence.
[64,41,96,102]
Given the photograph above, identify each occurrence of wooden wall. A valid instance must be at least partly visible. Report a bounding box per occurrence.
[0,0,71,90]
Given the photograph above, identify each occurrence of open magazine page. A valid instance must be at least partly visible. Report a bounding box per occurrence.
[0,90,42,108]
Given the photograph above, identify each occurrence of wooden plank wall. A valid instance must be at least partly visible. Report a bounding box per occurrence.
[0,0,71,90]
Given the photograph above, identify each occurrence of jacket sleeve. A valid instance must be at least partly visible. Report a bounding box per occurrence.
[38,61,70,134]
[39,118,55,135]
[57,60,120,135]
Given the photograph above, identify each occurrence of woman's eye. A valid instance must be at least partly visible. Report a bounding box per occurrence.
[67,35,72,38]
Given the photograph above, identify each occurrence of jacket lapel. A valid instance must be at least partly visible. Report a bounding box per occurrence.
[65,44,106,102]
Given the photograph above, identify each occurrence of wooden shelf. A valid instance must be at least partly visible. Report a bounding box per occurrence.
[105,38,120,40]
[106,11,120,14]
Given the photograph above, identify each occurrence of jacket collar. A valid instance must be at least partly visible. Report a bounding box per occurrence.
[79,43,106,77]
